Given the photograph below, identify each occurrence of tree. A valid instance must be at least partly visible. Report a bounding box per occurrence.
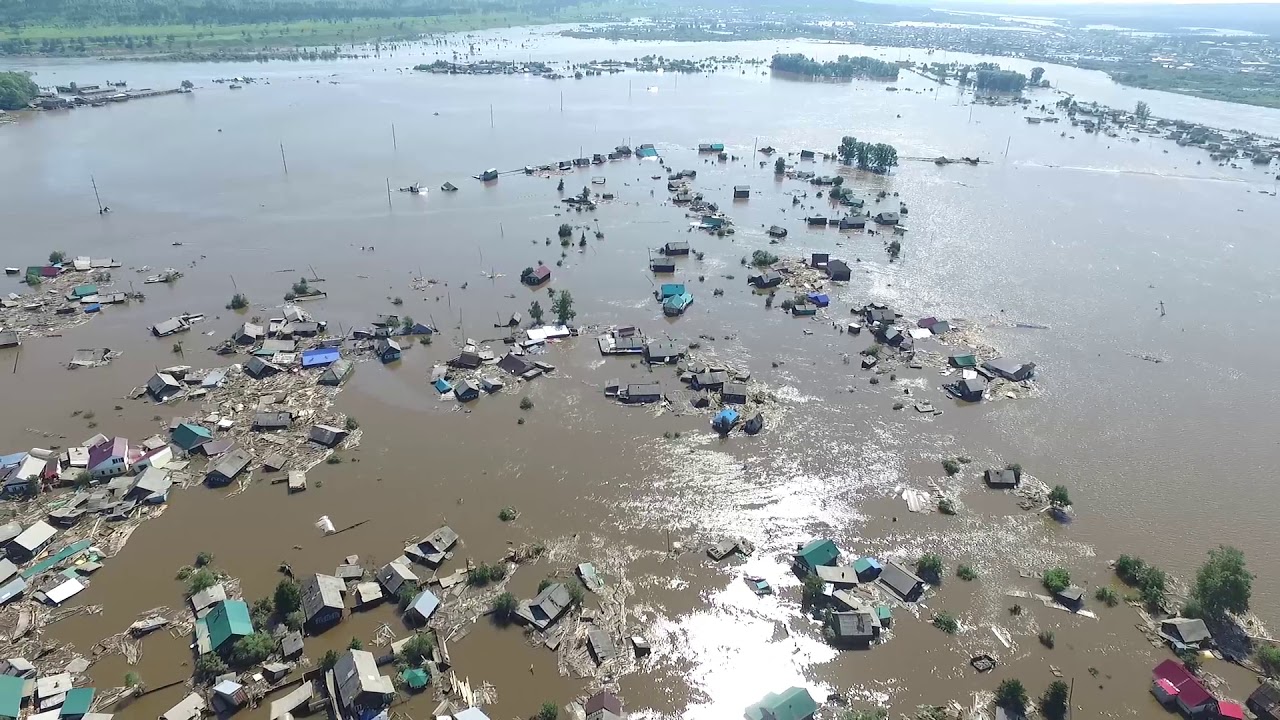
[774,156,786,174]
[801,574,824,607]
[348,636,363,650]
[250,597,274,629]
[492,592,518,624]
[521,266,536,283]
[1048,485,1071,508]
[195,551,214,568]
[552,290,575,325]
[1192,545,1252,619]
[181,79,194,89]
[320,649,340,671]
[917,553,944,584]
[839,135,859,165]
[194,653,227,682]
[1030,66,1045,84]
[274,579,302,615]
[74,471,92,489]
[24,477,40,497]
[557,223,573,238]
[398,633,434,664]
[230,632,275,666]
[1135,101,1152,124]
[187,568,217,595]
[1040,680,1070,720]
[1257,645,1280,676]
[227,293,249,310]
[1042,568,1071,594]
[0,71,38,111]
[529,300,544,325]
[995,678,1028,713]
[48,250,66,264]
[284,610,304,630]
[538,702,559,720]
[887,240,902,260]
[751,250,779,267]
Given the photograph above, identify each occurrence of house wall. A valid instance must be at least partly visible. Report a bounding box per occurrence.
[89,456,128,480]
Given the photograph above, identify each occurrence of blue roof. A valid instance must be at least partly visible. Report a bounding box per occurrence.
[806,292,830,307]
[659,283,686,298]
[432,378,452,393]
[301,348,341,367]
[83,303,100,313]
[636,147,659,158]
[713,409,739,428]
[0,453,24,469]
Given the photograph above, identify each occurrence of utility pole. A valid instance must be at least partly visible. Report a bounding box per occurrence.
[489,104,494,129]
[280,143,289,175]
[90,175,103,214]
[392,123,397,151]
[386,178,392,212]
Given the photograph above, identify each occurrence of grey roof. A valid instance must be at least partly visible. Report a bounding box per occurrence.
[209,448,252,481]
[318,357,355,386]
[301,573,344,621]
[376,561,418,595]
[147,373,181,399]
[281,630,304,658]
[878,561,924,601]
[234,322,263,341]
[334,649,392,710]
[253,411,292,430]
[694,371,728,387]
[830,611,880,639]
[517,582,572,630]
[498,353,535,376]
[421,526,458,553]
[959,377,988,395]
[645,340,684,358]
[721,382,749,402]
[10,521,56,553]
[814,566,859,585]
[259,338,296,354]
[131,467,171,496]
[1056,586,1085,603]
[308,424,348,447]
[151,317,187,336]
[1161,617,1211,644]
[625,383,662,398]
[985,469,1019,487]
[587,626,617,663]
[983,357,1035,379]
[374,338,401,356]
[243,356,281,378]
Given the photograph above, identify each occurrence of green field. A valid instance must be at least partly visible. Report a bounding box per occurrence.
[0,4,629,58]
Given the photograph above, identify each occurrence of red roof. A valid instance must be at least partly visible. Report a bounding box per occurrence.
[1153,660,1213,708]
[1218,701,1245,720]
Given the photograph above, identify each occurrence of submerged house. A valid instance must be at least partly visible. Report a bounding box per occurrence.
[662,241,691,256]
[203,599,253,655]
[644,340,684,364]
[523,264,551,287]
[745,687,818,720]
[827,610,881,647]
[1152,659,1215,715]
[1160,618,1212,650]
[793,539,839,574]
[302,573,345,631]
[984,468,1020,489]
[309,424,348,448]
[334,650,394,717]
[878,561,925,602]
[206,448,252,486]
[982,358,1036,382]
[171,422,213,452]
[948,376,988,403]
[515,582,573,631]
[826,259,851,281]
[454,379,481,402]
[748,270,782,289]
[374,338,401,363]
[734,185,750,199]
[87,437,130,480]
[146,372,182,402]
[318,357,355,386]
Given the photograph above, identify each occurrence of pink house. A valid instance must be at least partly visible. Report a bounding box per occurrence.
[1152,659,1215,715]
[87,437,130,480]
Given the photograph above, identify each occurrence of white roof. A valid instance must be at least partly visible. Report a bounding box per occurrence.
[269,680,313,720]
[45,578,85,605]
[15,455,44,481]
[29,710,60,720]
[525,325,571,343]
[456,709,493,720]
[65,448,89,468]
[13,521,56,552]
[36,672,72,698]
[161,692,206,720]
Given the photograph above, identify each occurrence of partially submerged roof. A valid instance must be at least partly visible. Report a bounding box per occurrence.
[744,687,819,720]
[334,649,393,710]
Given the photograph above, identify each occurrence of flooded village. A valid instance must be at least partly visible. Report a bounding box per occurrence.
[4,23,1280,720]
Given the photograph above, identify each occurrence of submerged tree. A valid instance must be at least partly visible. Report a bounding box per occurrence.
[1030,66,1045,85]
[1135,100,1152,124]
[552,290,575,325]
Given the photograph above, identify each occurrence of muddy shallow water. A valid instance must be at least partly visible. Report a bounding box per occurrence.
[3,27,1280,720]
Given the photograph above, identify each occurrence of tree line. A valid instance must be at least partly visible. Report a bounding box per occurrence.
[0,71,38,110]
[837,135,899,173]
[974,68,1027,93]
[0,0,583,27]
[770,53,899,81]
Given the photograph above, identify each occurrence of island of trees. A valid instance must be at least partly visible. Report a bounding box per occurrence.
[837,135,899,173]
[974,68,1027,93]
[0,72,38,111]
[771,53,899,81]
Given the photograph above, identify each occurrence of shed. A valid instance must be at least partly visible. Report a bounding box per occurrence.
[308,424,348,448]
[878,561,925,601]
[1055,586,1085,609]
[734,185,750,199]
[280,630,304,659]
[984,468,1020,489]
[355,582,383,608]
[406,589,440,625]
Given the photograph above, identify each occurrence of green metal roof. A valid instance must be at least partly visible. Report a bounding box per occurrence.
[745,687,818,720]
[950,354,977,368]
[61,687,95,716]
[72,284,97,298]
[206,599,253,652]
[876,605,892,621]
[0,674,21,718]
[794,539,838,571]
[171,423,213,451]
[22,539,92,579]
[400,668,429,690]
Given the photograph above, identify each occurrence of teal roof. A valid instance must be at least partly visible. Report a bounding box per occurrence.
[400,667,429,690]
[794,539,839,571]
[72,284,97,298]
[745,687,818,720]
[659,283,686,298]
[0,674,21,718]
[172,422,213,450]
[876,605,892,621]
[206,599,253,652]
[61,687,95,716]
[22,539,92,579]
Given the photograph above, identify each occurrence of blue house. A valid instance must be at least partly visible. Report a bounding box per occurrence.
[806,292,830,308]
[301,348,340,368]
[432,378,453,394]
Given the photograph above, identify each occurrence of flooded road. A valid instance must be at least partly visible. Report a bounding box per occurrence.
[3,27,1280,719]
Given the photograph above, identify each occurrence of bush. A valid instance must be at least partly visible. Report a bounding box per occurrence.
[467,563,507,587]
[995,678,1028,713]
[48,250,66,264]
[1040,680,1070,720]
[74,471,92,489]
[568,583,585,605]
[187,568,217,595]
[230,632,275,666]
[348,637,363,650]
[941,459,961,476]
[398,633,434,665]
[343,416,360,432]
[1182,598,1204,619]
[1180,648,1203,674]
[1042,568,1071,594]
[520,396,534,411]
[558,223,573,238]
[917,553,944,584]
[397,586,416,611]
[1048,485,1071,507]
[194,653,228,683]
[932,611,958,634]
[491,592,518,624]
[284,610,304,630]
[1095,587,1120,607]
[539,702,559,720]
[320,649,340,671]
[228,293,249,310]
[1258,645,1280,677]
[1115,554,1147,585]
[751,250,779,267]
[250,597,273,629]
[956,564,977,581]
[801,574,824,607]
[498,506,518,522]
[863,344,882,357]
[1038,629,1056,648]
[195,551,214,568]
[938,498,956,515]
[1139,567,1168,609]
[326,455,342,464]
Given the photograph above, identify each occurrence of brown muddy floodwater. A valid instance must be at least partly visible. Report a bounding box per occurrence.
[3,26,1280,720]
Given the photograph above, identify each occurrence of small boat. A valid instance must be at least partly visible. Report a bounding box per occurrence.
[4,268,18,275]
[229,84,242,90]
[743,413,764,435]
[171,242,183,246]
